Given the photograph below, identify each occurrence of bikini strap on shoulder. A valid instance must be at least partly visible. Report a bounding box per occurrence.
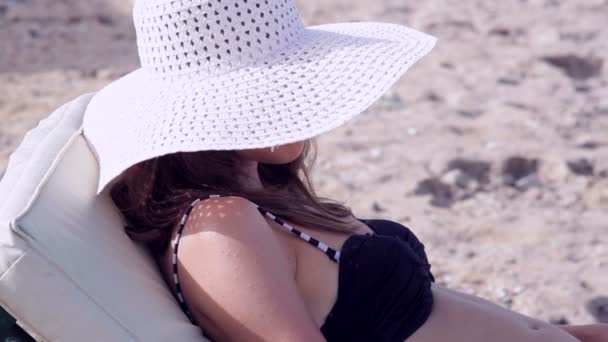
[171,194,341,323]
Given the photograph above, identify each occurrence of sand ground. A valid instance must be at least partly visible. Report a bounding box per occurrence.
[1,0,606,325]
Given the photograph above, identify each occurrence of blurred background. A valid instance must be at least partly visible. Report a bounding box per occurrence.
[0,0,606,325]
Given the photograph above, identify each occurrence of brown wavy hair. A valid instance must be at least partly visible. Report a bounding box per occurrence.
[110,140,357,255]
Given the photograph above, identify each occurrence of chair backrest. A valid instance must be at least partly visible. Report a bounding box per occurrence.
[0,94,207,342]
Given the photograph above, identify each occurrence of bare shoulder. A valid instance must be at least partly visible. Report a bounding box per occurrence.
[181,195,270,236]
[176,195,278,266]
[174,195,324,341]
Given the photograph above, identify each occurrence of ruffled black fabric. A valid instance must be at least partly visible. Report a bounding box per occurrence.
[320,219,435,342]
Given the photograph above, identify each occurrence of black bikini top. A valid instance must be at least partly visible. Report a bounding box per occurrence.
[171,195,435,341]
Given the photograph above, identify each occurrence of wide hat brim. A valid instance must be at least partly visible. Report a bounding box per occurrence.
[83,21,437,195]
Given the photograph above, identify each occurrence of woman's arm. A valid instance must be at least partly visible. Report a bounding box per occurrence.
[176,196,325,342]
[434,287,608,341]
[559,324,608,342]
[409,285,580,342]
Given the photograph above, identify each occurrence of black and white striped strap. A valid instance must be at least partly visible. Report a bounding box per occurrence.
[172,194,341,322]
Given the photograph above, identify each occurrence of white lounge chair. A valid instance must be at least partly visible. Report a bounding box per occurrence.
[0,94,209,341]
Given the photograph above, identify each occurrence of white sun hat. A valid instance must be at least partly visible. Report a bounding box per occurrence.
[83,0,437,195]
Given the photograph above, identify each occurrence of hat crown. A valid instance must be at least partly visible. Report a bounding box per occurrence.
[133,0,304,77]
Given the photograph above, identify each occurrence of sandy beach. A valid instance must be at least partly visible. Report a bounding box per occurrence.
[1,0,606,325]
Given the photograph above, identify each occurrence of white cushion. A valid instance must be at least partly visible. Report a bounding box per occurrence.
[0,94,207,341]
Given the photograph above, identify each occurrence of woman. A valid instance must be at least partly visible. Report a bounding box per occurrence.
[82,0,607,341]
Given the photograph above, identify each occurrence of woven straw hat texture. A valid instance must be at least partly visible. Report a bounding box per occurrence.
[83,0,437,195]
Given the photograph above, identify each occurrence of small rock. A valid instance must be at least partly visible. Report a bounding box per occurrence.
[549,315,570,325]
[489,27,511,37]
[67,16,82,24]
[448,126,472,136]
[489,27,526,38]
[28,28,39,39]
[441,168,481,195]
[586,297,608,323]
[446,158,492,186]
[425,91,443,102]
[505,101,536,111]
[419,159,493,205]
[414,178,454,208]
[97,14,115,26]
[502,156,540,190]
[542,55,603,80]
[494,287,513,308]
[565,253,581,263]
[514,174,542,191]
[113,33,126,40]
[377,174,393,183]
[577,141,603,150]
[579,280,592,291]
[575,84,591,93]
[456,109,484,118]
[437,273,452,287]
[345,182,363,192]
[596,98,608,115]
[495,287,507,298]
[442,20,476,31]
[441,169,462,186]
[399,216,411,222]
[80,69,99,78]
[567,158,594,176]
[378,92,405,111]
[440,62,455,70]
[502,296,514,308]
[372,202,385,213]
[497,77,520,86]
[540,157,570,183]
